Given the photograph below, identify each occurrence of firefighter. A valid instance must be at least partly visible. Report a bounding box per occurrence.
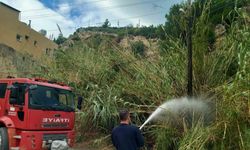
[111,109,144,150]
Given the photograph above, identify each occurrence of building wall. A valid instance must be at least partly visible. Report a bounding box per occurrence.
[0,4,58,58]
[0,4,19,20]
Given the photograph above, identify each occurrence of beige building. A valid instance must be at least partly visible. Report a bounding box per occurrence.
[0,2,58,58]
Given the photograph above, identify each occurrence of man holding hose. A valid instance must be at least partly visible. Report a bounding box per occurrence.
[111,109,144,150]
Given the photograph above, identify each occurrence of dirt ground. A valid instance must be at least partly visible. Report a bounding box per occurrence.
[71,142,113,150]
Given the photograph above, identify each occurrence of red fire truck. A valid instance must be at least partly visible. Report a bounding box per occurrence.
[0,77,81,150]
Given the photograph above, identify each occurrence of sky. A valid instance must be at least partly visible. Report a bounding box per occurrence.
[0,0,184,38]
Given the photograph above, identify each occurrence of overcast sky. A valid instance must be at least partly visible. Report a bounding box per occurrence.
[1,0,184,38]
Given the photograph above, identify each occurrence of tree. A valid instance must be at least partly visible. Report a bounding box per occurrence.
[39,29,47,36]
[155,25,166,39]
[164,4,186,39]
[54,34,67,45]
[102,19,111,28]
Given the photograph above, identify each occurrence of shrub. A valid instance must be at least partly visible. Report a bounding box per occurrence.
[130,41,145,57]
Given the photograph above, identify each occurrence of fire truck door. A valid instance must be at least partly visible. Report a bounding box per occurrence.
[7,83,27,127]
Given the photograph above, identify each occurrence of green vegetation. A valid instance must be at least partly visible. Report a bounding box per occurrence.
[131,41,146,57]
[76,25,162,39]
[36,0,249,149]
[54,34,67,45]
[102,19,111,28]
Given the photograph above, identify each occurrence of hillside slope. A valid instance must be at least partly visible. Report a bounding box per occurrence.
[62,31,159,58]
[40,2,249,149]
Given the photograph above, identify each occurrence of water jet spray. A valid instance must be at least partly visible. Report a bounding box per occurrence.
[139,97,211,130]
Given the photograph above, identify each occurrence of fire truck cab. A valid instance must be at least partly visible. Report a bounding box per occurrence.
[0,77,78,150]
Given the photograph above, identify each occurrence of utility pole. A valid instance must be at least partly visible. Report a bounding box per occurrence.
[187,0,193,97]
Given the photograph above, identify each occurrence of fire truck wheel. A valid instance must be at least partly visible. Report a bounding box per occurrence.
[0,127,9,150]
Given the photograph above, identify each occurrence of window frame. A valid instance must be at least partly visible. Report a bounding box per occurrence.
[0,83,7,98]
[28,85,74,112]
[16,34,22,42]
[9,83,26,106]
[25,35,29,40]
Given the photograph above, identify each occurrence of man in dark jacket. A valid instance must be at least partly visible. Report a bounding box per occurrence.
[111,109,144,150]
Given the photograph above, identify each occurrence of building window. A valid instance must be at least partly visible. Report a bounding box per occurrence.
[16,34,22,42]
[25,35,29,40]
[45,48,51,55]
[34,40,37,46]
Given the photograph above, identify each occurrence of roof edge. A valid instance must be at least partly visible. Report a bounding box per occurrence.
[0,2,20,12]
